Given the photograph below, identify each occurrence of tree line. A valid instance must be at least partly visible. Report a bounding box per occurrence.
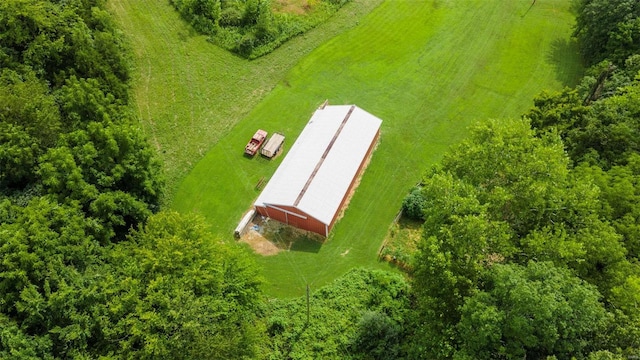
[170,0,350,58]
[402,0,640,357]
[1,0,262,358]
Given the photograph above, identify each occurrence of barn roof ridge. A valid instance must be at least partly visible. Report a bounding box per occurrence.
[293,105,356,206]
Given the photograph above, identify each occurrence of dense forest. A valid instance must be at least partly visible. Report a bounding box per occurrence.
[402,0,640,357]
[0,0,262,358]
[1,0,639,359]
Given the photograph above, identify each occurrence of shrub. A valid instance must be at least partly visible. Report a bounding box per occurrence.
[401,186,426,220]
[351,311,403,360]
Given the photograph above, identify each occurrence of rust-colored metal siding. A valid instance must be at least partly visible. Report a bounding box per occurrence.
[255,204,328,236]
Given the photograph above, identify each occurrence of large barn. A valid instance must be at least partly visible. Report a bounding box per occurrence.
[254,104,382,237]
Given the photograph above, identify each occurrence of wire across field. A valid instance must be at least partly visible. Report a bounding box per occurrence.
[110,0,582,298]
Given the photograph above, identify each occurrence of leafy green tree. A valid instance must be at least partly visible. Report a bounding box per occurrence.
[38,121,163,241]
[568,142,640,262]
[412,213,512,358]
[0,314,53,360]
[171,0,221,33]
[0,123,39,188]
[95,211,264,359]
[350,311,402,360]
[0,0,130,98]
[410,171,515,358]
[55,76,127,129]
[0,69,61,147]
[401,186,426,220]
[439,119,575,237]
[529,74,640,170]
[410,119,630,357]
[0,197,104,358]
[455,262,611,360]
[413,173,514,315]
[254,0,275,41]
[527,88,590,133]
[587,351,628,360]
[574,0,640,65]
[436,120,627,287]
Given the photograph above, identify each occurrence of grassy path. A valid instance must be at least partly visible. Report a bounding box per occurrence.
[107,0,384,199]
[113,0,582,298]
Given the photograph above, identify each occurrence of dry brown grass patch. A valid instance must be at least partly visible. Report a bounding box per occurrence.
[272,0,318,15]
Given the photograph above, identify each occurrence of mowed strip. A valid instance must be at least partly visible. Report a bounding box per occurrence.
[173,0,581,297]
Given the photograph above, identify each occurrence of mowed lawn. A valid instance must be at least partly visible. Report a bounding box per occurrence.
[121,0,582,297]
[107,0,384,198]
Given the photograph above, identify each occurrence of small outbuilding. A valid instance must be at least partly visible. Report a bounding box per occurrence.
[254,104,382,237]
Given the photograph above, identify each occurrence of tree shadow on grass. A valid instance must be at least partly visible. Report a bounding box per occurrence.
[260,218,325,254]
[290,236,323,253]
[176,18,200,43]
[547,38,584,87]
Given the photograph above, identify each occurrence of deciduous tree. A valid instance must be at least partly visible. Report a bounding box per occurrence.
[95,211,264,359]
[456,262,611,360]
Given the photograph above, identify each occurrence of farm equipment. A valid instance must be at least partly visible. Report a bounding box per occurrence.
[261,132,285,158]
[245,129,268,156]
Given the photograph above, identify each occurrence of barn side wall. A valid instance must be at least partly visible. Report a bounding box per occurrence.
[329,129,380,230]
[255,204,327,237]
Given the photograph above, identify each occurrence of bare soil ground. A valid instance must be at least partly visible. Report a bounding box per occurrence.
[272,0,314,15]
[240,215,325,256]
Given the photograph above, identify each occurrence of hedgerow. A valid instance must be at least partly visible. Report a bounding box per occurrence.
[170,0,351,59]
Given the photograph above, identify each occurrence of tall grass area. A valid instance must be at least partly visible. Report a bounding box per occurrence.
[117,0,582,297]
[107,0,383,200]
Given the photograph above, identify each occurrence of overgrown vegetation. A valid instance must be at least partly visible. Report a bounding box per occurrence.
[0,0,162,241]
[266,268,411,359]
[378,217,421,270]
[405,117,639,358]
[0,0,263,358]
[400,1,640,357]
[170,0,351,58]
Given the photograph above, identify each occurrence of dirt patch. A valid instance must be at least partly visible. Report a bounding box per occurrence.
[271,0,314,15]
[242,228,281,256]
[239,215,325,256]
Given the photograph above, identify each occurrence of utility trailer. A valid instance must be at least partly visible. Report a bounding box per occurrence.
[244,129,268,156]
[261,132,285,158]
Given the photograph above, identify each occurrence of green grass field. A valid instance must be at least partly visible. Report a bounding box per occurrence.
[107,0,383,199]
[111,0,582,298]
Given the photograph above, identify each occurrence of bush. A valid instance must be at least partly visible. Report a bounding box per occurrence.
[401,186,426,220]
[350,311,403,360]
[219,2,243,26]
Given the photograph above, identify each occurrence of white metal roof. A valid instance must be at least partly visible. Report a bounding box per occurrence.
[254,105,382,225]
